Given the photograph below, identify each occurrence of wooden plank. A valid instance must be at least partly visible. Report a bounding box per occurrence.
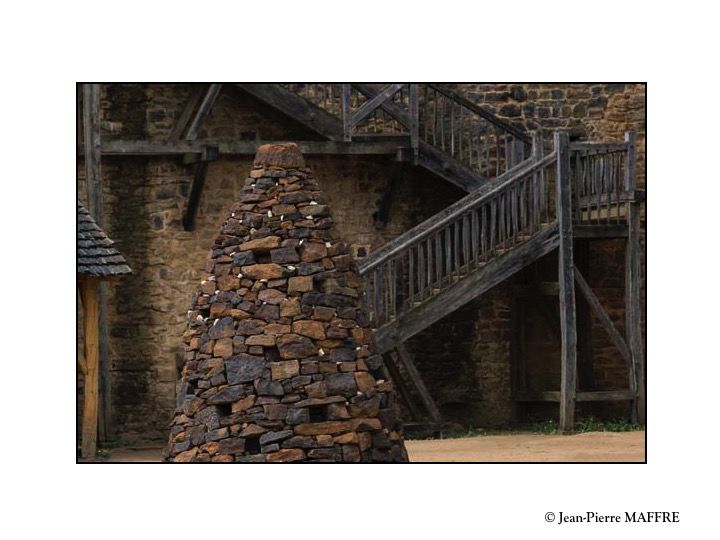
[94,139,408,156]
[237,83,344,140]
[80,277,100,458]
[577,390,635,402]
[395,343,442,422]
[573,224,628,238]
[184,84,222,141]
[374,223,560,352]
[573,266,632,368]
[169,85,206,140]
[625,131,645,424]
[516,390,634,402]
[555,131,577,432]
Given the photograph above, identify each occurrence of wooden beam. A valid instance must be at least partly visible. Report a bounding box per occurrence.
[169,85,206,140]
[236,83,344,141]
[516,390,634,403]
[573,224,628,238]
[82,84,112,442]
[182,160,209,231]
[80,277,100,459]
[374,161,402,228]
[573,267,633,369]
[574,241,594,392]
[394,343,442,422]
[374,223,560,352]
[624,131,646,424]
[185,84,222,141]
[83,84,102,220]
[555,131,577,432]
[383,352,422,421]
[92,139,409,156]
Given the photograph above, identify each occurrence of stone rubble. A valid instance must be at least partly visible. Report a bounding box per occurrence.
[164,143,408,462]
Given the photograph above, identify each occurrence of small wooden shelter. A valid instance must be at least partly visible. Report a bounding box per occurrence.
[77,201,131,458]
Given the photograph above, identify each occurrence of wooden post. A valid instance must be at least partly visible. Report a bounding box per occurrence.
[341,84,351,142]
[409,84,419,165]
[510,138,526,167]
[624,131,645,424]
[555,131,577,432]
[82,84,112,442]
[80,277,101,458]
[395,342,442,423]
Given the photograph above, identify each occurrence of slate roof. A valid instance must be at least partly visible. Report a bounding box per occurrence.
[77,201,132,277]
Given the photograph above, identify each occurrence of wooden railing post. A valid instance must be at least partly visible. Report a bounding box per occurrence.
[341,84,351,142]
[409,84,419,164]
[510,138,526,168]
[624,131,645,424]
[555,130,577,432]
[531,130,543,160]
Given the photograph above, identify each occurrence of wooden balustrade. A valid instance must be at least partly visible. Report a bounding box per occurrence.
[570,140,632,225]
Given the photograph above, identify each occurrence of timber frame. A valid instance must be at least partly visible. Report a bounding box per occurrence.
[77,83,645,434]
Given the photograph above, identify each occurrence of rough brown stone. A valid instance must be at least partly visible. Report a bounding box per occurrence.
[241,264,285,280]
[239,235,281,252]
[292,320,326,340]
[265,448,306,462]
[288,275,313,293]
[276,334,317,359]
[271,360,300,380]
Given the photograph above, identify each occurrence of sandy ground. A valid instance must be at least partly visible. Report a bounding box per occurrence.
[97,431,644,463]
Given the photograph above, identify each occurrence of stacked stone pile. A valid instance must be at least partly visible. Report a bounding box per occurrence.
[165,143,408,462]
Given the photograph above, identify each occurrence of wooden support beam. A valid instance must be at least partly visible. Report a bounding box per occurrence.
[624,131,646,424]
[394,343,442,422]
[91,139,409,157]
[516,390,634,403]
[82,84,112,442]
[341,84,351,141]
[83,84,102,220]
[80,277,100,459]
[383,352,422,421]
[182,160,209,231]
[574,241,594,392]
[169,85,206,140]
[555,131,577,432]
[374,161,402,228]
[573,266,633,370]
[184,84,222,141]
[409,84,419,162]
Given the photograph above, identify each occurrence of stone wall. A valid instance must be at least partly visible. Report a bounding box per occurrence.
[77,83,646,443]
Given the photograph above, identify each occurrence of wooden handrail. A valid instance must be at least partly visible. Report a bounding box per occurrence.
[359,151,557,274]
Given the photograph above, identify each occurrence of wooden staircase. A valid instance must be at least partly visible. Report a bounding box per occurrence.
[240,84,645,431]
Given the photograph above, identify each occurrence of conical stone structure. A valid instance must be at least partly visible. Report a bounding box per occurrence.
[165,143,408,462]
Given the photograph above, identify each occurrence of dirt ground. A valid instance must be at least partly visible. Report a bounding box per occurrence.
[99,431,644,463]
